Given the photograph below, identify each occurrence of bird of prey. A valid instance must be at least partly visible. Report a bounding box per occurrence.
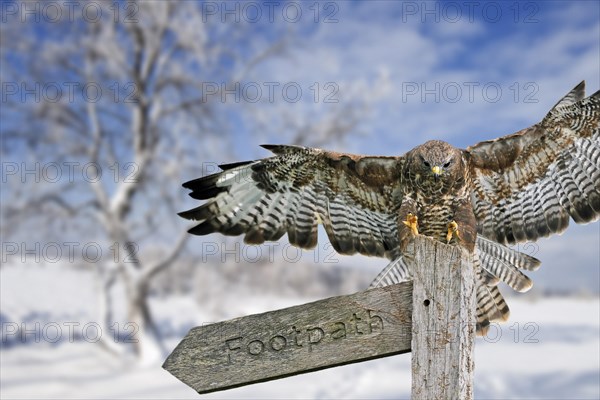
[179,81,599,334]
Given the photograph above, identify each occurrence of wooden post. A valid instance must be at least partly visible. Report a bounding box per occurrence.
[409,235,476,399]
[163,236,477,396]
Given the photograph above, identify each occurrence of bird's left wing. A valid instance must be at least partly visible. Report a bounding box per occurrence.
[179,145,405,258]
[467,81,600,245]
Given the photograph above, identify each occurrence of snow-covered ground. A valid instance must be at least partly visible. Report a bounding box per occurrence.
[1,265,599,399]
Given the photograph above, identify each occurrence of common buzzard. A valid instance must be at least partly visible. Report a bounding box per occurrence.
[179,81,599,334]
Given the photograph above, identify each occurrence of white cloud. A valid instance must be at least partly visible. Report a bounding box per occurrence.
[241,1,600,293]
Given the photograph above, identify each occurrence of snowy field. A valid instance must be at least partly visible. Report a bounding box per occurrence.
[1,264,599,400]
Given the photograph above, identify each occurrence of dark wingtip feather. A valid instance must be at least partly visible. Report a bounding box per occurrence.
[189,186,225,200]
[524,254,542,271]
[477,319,491,337]
[182,174,219,190]
[182,174,226,200]
[218,160,254,170]
[551,81,586,111]
[178,209,195,220]
[260,144,307,154]
[178,204,212,221]
[260,144,283,153]
[570,80,585,101]
[188,221,216,236]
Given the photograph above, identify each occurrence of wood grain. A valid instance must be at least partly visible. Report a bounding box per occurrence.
[410,236,476,400]
[163,236,475,396]
[163,282,413,394]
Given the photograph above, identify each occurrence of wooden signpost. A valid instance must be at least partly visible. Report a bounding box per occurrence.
[163,236,476,398]
[409,237,475,399]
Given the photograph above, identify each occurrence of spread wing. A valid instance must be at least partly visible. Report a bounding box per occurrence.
[468,81,600,245]
[179,145,405,258]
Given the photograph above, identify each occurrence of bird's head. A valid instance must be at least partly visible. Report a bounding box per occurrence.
[410,140,463,186]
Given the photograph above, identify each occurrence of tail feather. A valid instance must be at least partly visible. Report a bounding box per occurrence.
[549,81,585,111]
[479,265,500,286]
[477,236,541,271]
[475,270,511,335]
[369,237,536,336]
[369,254,412,288]
[474,257,511,335]
[476,237,535,292]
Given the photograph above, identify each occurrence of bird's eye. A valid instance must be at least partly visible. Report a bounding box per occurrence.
[443,160,452,168]
[421,157,430,167]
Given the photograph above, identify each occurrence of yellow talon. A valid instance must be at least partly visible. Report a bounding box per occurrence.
[446,220,461,243]
[315,212,323,225]
[403,213,419,236]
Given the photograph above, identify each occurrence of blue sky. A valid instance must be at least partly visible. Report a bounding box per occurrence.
[1,4,597,397]
[232,0,599,155]
[221,0,600,293]
[2,0,598,293]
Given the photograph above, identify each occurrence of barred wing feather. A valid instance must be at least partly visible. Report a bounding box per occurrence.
[468,81,600,245]
[179,145,405,259]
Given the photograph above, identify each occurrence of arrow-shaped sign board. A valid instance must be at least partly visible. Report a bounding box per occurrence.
[163,283,413,394]
[164,237,475,398]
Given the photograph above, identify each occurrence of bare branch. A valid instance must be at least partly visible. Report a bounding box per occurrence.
[144,228,191,281]
[234,37,289,82]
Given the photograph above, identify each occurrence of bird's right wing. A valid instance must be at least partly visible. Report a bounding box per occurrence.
[467,81,600,245]
[179,145,406,258]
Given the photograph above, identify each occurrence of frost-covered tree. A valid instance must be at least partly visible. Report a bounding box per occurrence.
[1,1,381,362]
[1,0,290,362]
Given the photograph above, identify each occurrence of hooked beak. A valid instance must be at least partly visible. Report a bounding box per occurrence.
[431,165,442,177]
